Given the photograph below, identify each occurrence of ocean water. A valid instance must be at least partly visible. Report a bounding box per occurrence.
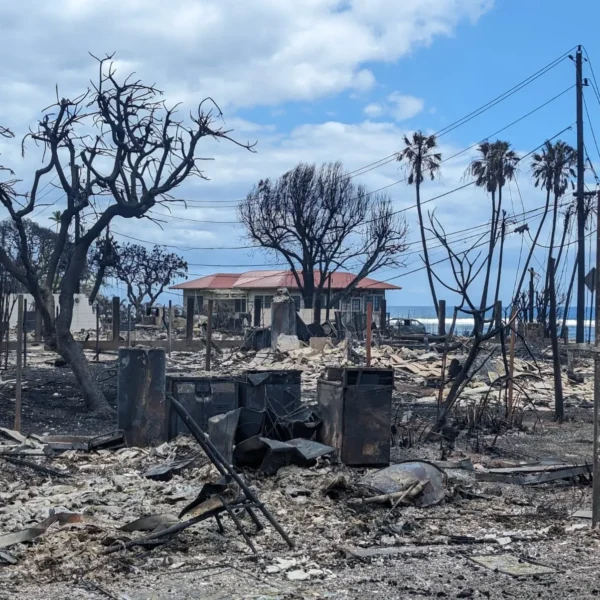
[389,305,597,341]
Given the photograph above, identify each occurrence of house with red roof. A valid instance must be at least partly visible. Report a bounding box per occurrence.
[171,269,400,326]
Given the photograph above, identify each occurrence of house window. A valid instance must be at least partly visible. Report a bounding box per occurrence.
[351,298,361,312]
[234,299,247,313]
[263,295,273,309]
[292,295,302,311]
[196,295,204,311]
[373,295,381,311]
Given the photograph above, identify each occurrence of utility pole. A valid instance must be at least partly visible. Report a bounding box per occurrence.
[592,190,600,528]
[576,45,586,343]
[528,268,535,322]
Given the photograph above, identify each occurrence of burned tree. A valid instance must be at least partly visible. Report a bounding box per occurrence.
[239,162,408,323]
[90,240,188,316]
[0,55,254,413]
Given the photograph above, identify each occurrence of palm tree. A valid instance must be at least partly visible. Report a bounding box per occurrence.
[513,140,576,319]
[398,131,442,315]
[50,210,62,233]
[468,140,518,313]
[533,141,576,271]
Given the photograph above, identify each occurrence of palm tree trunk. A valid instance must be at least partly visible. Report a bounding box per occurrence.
[415,179,438,315]
[480,190,497,311]
[491,214,506,328]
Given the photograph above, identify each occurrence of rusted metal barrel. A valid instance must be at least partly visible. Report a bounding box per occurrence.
[117,347,167,447]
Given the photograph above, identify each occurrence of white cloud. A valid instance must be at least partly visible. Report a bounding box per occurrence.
[387,93,425,121]
[364,92,425,121]
[0,0,493,126]
[364,103,384,117]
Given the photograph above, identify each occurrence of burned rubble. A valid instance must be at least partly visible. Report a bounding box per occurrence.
[0,323,599,600]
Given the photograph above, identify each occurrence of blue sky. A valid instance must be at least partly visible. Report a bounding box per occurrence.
[0,0,599,310]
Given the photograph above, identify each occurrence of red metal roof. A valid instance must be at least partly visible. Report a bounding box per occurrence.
[171,270,400,291]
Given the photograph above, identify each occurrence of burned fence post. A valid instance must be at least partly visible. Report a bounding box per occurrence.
[254,296,262,328]
[22,298,27,368]
[112,296,120,343]
[168,300,173,357]
[438,299,446,336]
[380,298,387,335]
[366,302,373,367]
[117,347,167,447]
[529,268,535,322]
[205,299,214,371]
[95,302,100,361]
[186,296,195,342]
[127,304,131,347]
[494,300,503,340]
[14,294,23,432]
[549,257,564,421]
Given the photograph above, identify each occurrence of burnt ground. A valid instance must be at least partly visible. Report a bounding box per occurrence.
[1,347,600,598]
[0,346,118,435]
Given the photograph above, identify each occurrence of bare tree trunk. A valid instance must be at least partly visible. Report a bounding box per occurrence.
[549,257,564,420]
[480,190,497,311]
[562,255,578,334]
[415,179,438,314]
[55,247,112,414]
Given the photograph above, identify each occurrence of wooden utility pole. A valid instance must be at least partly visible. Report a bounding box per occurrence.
[576,45,586,343]
[366,302,373,367]
[549,257,564,420]
[14,294,23,432]
[592,190,600,528]
[205,299,213,371]
[528,268,535,322]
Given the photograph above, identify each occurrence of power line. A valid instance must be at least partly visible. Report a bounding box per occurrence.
[347,48,575,178]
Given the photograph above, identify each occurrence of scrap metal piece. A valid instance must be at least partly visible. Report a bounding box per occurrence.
[469,554,555,577]
[120,514,179,532]
[359,461,446,507]
[88,430,126,452]
[286,438,335,462]
[208,409,241,465]
[0,512,82,549]
[475,463,591,485]
[143,458,194,481]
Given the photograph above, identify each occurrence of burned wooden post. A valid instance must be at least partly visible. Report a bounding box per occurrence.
[14,294,23,432]
[494,301,503,339]
[549,257,564,420]
[186,296,195,342]
[205,299,214,371]
[22,298,27,368]
[507,307,517,420]
[253,296,262,327]
[127,305,131,347]
[438,299,446,336]
[167,300,172,357]
[366,302,373,367]
[380,298,387,335]
[117,347,167,446]
[112,296,120,342]
[95,302,100,361]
